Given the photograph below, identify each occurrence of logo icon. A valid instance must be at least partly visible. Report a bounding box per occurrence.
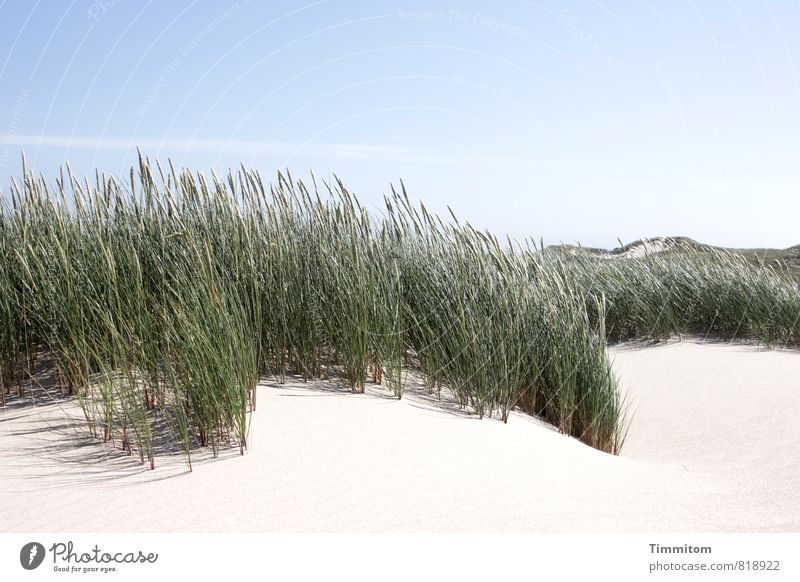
[20,542,46,570]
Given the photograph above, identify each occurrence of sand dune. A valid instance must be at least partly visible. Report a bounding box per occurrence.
[1,340,798,532]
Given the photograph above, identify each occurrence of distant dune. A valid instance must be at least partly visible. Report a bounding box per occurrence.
[549,237,800,271]
[609,236,699,258]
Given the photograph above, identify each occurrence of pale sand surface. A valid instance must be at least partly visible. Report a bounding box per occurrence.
[621,238,672,258]
[1,340,797,532]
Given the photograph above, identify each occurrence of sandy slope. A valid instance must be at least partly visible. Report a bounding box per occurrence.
[1,340,797,532]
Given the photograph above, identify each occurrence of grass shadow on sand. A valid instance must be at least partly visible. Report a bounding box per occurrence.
[2,361,585,490]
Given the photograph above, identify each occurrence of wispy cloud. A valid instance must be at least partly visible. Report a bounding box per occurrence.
[1,133,423,159]
[601,178,799,189]
[0,133,582,168]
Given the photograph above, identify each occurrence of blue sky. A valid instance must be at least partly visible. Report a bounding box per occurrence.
[1,0,798,248]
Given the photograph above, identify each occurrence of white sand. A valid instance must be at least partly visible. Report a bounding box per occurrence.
[600,237,674,259]
[1,340,798,532]
[619,238,673,258]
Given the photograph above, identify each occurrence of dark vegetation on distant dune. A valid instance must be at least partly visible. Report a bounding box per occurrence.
[548,238,800,344]
[554,236,800,273]
[1,157,797,467]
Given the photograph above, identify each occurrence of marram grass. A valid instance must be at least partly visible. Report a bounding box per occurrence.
[547,245,800,346]
[4,158,796,466]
